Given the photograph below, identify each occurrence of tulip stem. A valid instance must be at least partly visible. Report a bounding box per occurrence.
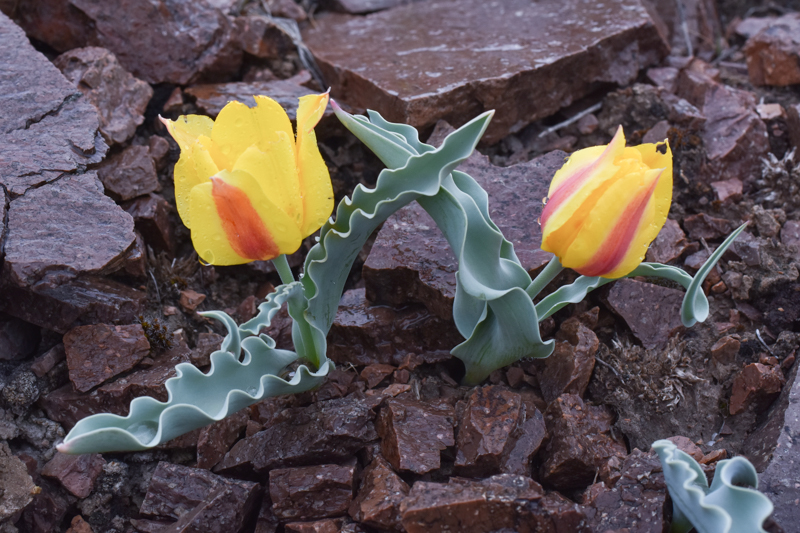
[272,255,295,285]
[525,255,564,300]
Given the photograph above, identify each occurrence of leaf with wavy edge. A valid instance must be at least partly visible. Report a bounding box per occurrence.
[652,439,773,533]
[418,172,552,384]
[535,223,747,325]
[58,110,493,454]
[302,106,494,336]
[58,283,330,454]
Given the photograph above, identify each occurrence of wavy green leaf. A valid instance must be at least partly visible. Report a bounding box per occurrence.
[58,283,329,454]
[652,439,773,533]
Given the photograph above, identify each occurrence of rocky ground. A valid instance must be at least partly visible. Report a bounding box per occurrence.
[1,0,800,531]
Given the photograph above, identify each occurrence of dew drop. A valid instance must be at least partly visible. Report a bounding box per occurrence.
[246,386,257,396]
[542,196,549,206]
[537,217,541,226]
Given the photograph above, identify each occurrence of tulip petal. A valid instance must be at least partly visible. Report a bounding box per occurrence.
[568,167,665,278]
[189,170,302,265]
[540,126,626,234]
[210,100,260,170]
[233,134,302,225]
[173,137,220,227]
[252,95,295,151]
[161,115,214,152]
[295,93,334,237]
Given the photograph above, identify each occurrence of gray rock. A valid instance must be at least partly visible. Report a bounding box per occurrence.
[0,441,37,522]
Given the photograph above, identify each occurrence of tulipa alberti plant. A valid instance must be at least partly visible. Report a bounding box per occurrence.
[58,95,746,453]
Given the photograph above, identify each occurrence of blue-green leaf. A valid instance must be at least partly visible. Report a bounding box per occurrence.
[58,283,329,454]
[652,439,773,533]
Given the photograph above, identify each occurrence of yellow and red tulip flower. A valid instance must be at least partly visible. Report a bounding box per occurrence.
[540,126,672,279]
[160,92,333,266]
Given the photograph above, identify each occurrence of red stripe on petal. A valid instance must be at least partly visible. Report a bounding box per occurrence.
[540,127,624,228]
[576,173,661,278]
[211,177,280,261]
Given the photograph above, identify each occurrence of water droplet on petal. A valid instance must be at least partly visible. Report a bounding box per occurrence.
[537,217,541,226]
[542,196,549,206]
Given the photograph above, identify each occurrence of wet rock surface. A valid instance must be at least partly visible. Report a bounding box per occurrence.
[63,323,150,392]
[377,398,454,474]
[328,288,461,365]
[41,452,106,498]
[540,394,627,491]
[348,456,409,530]
[604,278,685,349]
[270,464,355,520]
[140,462,260,533]
[53,46,152,145]
[743,13,800,86]
[304,0,667,143]
[216,396,377,476]
[400,474,545,533]
[185,72,326,119]
[12,0,242,85]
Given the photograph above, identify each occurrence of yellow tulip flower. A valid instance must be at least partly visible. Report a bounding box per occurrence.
[540,126,672,279]
[161,92,333,266]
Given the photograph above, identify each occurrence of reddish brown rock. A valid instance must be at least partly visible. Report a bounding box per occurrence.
[349,456,409,531]
[54,46,152,145]
[501,407,547,476]
[123,193,174,253]
[787,103,800,151]
[0,313,39,361]
[15,0,242,85]
[363,139,563,321]
[377,398,454,474]
[604,278,685,349]
[283,519,347,533]
[31,343,66,377]
[216,397,377,476]
[328,288,461,366]
[270,464,355,520]
[233,15,296,60]
[2,172,135,287]
[711,178,743,203]
[97,145,159,201]
[303,0,667,143]
[63,323,150,392]
[455,386,524,476]
[185,73,324,119]
[192,332,224,367]
[324,0,420,14]
[540,394,626,491]
[701,84,770,183]
[665,435,703,461]
[179,289,206,312]
[648,0,722,60]
[66,516,94,533]
[711,335,741,380]
[537,318,597,403]
[743,13,800,86]
[360,364,396,388]
[41,452,106,498]
[42,345,190,428]
[0,11,106,196]
[0,442,37,522]
[683,212,735,240]
[729,362,785,415]
[0,274,146,334]
[645,218,687,263]
[196,411,248,470]
[583,448,667,533]
[400,474,545,533]
[140,462,260,533]
[21,479,71,533]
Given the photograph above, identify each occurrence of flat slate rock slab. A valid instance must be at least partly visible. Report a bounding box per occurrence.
[363,122,561,320]
[303,0,668,143]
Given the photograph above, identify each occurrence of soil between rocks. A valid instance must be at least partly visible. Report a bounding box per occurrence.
[1,0,800,532]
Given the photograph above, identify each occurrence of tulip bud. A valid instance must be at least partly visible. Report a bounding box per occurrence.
[540,126,672,278]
